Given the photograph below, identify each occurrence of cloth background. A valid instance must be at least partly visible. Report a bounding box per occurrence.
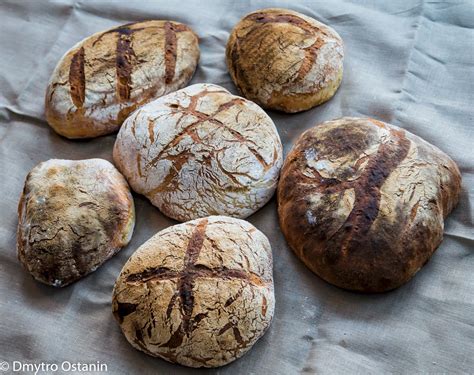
[0,1,473,373]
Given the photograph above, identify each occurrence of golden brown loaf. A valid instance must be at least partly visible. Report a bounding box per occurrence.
[45,20,199,139]
[278,117,461,292]
[113,83,283,222]
[17,159,135,287]
[226,8,344,113]
[112,216,274,367]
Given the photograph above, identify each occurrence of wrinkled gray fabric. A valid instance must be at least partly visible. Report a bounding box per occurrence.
[0,1,473,374]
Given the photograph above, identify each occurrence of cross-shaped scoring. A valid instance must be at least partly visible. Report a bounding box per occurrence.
[135,88,274,196]
[122,218,269,349]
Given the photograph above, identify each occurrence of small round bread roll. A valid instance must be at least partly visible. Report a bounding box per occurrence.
[17,159,135,287]
[278,117,461,292]
[46,20,199,139]
[113,83,283,222]
[112,216,274,368]
[226,8,344,113]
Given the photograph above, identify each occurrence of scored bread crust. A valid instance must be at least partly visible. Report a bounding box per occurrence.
[45,20,200,139]
[112,216,275,368]
[113,83,283,222]
[278,117,462,292]
[226,8,344,113]
[17,159,135,287]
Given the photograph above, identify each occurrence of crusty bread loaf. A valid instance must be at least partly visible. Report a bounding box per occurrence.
[112,216,274,368]
[17,159,135,287]
[113,83,283,222]
[226,8,343,113]
[278,117,461,292]
[45,20,199,139]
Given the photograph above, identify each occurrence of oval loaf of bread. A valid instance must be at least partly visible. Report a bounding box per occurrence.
[278,117,461,292]
[113,83,283,222]
[112,216,275,368]
[45,20,199,139]
[226,8,343,113]
[17,159,135,287]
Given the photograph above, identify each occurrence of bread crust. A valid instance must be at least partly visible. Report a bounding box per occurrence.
[226,8,344,113]
[113,83,283,222]
[278,117,462,292]
[17,159,135,286]
[45,20,200,139]
[112,216,274,368]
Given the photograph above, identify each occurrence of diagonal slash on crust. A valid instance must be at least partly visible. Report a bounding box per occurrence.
[115,29,137,101]
[229,12,332,86]
[298,122,411,258]
[69,47,86,108]
[164,22,178,85]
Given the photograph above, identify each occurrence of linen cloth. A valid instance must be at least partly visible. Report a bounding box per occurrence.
[0,1,473,373]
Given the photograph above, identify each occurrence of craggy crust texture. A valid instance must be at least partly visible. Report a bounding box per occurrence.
[113,83,283,222]
[278,118,462,292]
[17,159,135,287]
[45,20,200,139]
[226,8,344,113]
[112,216,275,368]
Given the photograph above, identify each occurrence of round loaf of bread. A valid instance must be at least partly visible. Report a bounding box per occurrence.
[278,117,461,292]
[226,8,343,113]
[45,20,199,139]
[112,216,274,368]
[113,83,283,222]
[17,159,135,287]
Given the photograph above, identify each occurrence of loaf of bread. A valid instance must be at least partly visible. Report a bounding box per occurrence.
[113,83,283,222]
[226,8,343,113]
[45,20,199,139]
[278,117,461,292]
[112,216,274,367]
[17,159,135,286]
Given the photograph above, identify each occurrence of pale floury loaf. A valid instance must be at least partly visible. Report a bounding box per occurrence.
[46,20,199,138]
[112,216,274,368]
[226,8,344,113]
[17,159,135,287]
[278,117,462,292]
[113,83,283,222]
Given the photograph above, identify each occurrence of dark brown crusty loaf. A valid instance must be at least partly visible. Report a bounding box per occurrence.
[112,216,274,367]
[278,117,461,292]
[226,8,344,113]
[45,20,199,139]
[17,159,135,287]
